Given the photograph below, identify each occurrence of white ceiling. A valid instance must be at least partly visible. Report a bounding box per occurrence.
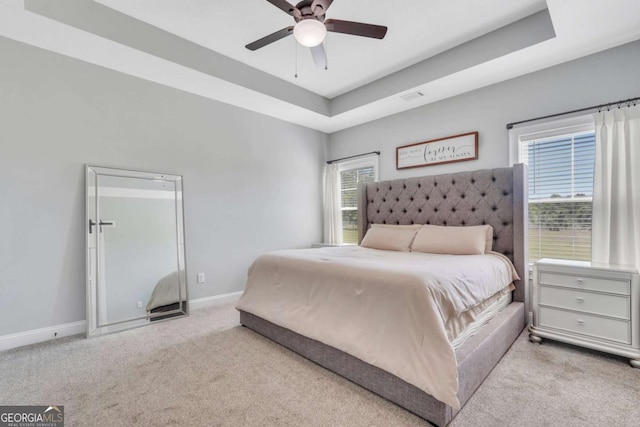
[94,0,547,98]
[2,0,640,133]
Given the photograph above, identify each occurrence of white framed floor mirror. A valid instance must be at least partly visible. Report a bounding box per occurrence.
[86,165,188,338]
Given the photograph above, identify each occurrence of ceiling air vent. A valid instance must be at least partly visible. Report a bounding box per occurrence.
[400,91,424,102]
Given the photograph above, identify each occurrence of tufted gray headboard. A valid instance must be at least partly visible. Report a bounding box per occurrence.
[357,164,528,306]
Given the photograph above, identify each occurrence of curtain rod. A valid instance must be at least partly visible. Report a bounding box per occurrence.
[326,151,380,164]
[506,96,640,130]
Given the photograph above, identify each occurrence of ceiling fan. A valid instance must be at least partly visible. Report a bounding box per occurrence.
[245,0,387,69]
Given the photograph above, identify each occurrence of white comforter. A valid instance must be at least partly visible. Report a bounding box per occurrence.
[236,246,518,409]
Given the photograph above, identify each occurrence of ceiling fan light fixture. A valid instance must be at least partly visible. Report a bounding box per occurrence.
[293,19,327,47]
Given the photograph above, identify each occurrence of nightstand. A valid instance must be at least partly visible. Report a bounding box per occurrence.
[529,258,640,368]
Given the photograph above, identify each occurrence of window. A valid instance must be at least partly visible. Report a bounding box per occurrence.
[510,116,595,263]
[338,157,378,244]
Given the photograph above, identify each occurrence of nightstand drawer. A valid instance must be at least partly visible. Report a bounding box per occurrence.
[539,306,630,344]
[540,286,630,319]
[539,272,630,295]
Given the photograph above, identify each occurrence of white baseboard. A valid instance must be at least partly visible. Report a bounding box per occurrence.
[189,291,242,311]
[0,291,243,352]
[0,320,86,352]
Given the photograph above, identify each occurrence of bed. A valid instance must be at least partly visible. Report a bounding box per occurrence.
[237,164,528,426]
[146,270,188,321]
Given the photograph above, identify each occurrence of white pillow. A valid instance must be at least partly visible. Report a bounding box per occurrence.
[360,224,422,252]
[411,224,494,255]
[484,225,494,253]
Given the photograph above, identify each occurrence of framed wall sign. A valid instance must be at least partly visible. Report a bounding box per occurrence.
[396,131,478,169]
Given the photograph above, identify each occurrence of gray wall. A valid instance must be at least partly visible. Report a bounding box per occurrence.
[101,196,177,322]
[328,40,640,181]
[0,37,326,336]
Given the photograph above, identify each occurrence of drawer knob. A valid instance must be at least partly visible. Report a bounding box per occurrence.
[576,278,585,285]
[576,297,585,303]
[577,319,585,325]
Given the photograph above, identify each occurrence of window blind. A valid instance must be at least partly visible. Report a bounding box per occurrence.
[522,131,595,262]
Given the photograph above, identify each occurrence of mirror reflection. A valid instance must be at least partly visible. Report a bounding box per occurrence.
[86,166,187,337]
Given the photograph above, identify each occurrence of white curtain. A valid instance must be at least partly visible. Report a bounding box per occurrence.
[592,105,640,268]
[323,163,343,244]
[98,231,109,326]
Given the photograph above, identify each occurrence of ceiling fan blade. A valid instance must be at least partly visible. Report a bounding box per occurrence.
[310,43,327,69]
[245,26,294,51]
[265,0,299,17]
[324,19,387,39]
[311,0,334,17]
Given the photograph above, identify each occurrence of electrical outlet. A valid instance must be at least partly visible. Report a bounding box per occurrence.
[197,273,205,284]
[137,301,142,309]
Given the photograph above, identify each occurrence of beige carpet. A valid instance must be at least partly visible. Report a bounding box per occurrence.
[1,302,639,427]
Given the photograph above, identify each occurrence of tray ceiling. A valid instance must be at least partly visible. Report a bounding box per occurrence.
[2,0,639,133]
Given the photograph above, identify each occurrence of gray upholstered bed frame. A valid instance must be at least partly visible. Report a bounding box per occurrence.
[240,164,528,426]
[357,164,528,307]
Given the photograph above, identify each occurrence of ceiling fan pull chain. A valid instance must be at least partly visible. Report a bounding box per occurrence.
[325,36,328,71]
[294,36,298,78]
